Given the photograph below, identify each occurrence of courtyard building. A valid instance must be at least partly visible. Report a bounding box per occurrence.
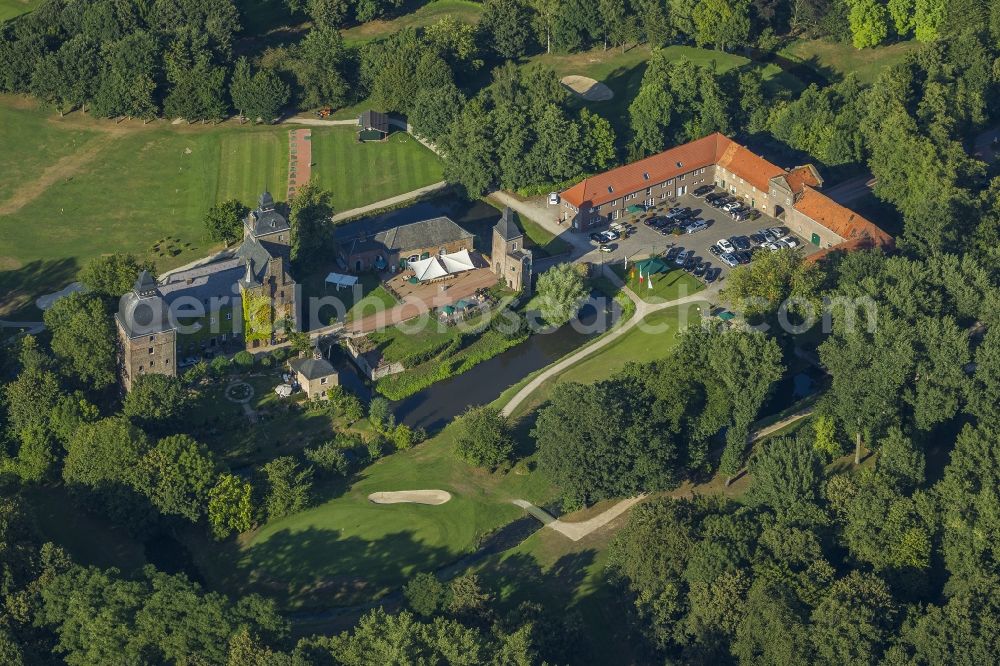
[560,133,893,254]
[288,349,339,399]
[116,191,299,391]
[339,216,475,273]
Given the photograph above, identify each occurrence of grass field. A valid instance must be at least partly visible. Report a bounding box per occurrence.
[778,38,919,85]
[0,99,443,317]
[0,0,39,22]
[341,0,482,45]
[191,420,555,610]
[612,264,704,303]
[311,129,444,211]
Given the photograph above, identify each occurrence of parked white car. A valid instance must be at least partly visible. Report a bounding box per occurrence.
[716,239,735,254]
[780,235,799,248]
[720,252,739,267]
[548,192,560,205]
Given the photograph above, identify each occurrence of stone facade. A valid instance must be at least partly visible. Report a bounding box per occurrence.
[490,207,533,294]
[114,272,177,392]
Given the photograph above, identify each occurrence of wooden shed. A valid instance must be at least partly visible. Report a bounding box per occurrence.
[358,110,390,141]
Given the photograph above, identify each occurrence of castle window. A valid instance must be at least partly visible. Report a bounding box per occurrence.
[512,242,518,251]
[149,335,155,342]
[150,360,154,367]
[320,377,328,385]
[226,312,232,320]
[165,359,170,365]
[139,365,144,372]
[149,348,154,354]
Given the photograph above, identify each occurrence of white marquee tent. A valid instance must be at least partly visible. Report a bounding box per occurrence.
[439,249,475,274]
[409,256,450,281]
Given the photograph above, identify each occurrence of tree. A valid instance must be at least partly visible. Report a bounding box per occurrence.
[597,0,627,50]
[531,0,560,53]
[80,253,155,298]
[810,571,898,664]
[692,0,752,50]
[453,406,514,469]
[368,396,395,433]
[208,473,255,538]
[534,263,588,326]
[411,83,465,142]
[404,572,446,616]
[733,580,814,665]
[262,456,313,520]
[135,435,216,522]
[231,57,289,123]
[163,35,228,121]
[579,108,616,170]
[744,437,825,522]
[204,199,248,245]
[288,180,333,268]
[628,84,673,158]
[812,414,842,460]
[846,0,890,48]
[447,572,492,622]
[441,98,498,197]
[91,31,160,119]
[304,442,350,477]
[481,0,534,59]
[122,374,190,432]
[297,26,350,109]
[63,417,149,488]
[708,329,784,484]
[43,291,116,389]
[722,248,823,317]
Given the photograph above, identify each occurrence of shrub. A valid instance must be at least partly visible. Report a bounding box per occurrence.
[453,405,514,470]
[404,573,445,617]
[210,355,230,376]
[304,442,350,477]
[233,350,254,369]
[366,437,384,462]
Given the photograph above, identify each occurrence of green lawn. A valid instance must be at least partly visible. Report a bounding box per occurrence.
[191,421,555,610]
[519,216,572,257]
[528,45,803,144]
[612,264,704,303]
[0,99,443,318]
[341,0,482,45]
[777,38,919,85]
[365,318,463,363]
[0,0,39,22]
[310,128,444,211]
[511,301,706,420]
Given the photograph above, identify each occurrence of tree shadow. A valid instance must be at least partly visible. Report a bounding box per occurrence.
[238,527,456,609]
[0,257,78,320]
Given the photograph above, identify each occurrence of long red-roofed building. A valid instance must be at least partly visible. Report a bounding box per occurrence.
[559,132,892,255]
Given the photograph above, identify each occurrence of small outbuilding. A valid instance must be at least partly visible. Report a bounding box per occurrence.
[288,350,339,399]
[358,110,390,142]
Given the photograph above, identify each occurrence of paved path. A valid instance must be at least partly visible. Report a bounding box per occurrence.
[512,496,647,541]
[0,320,46,334]
[748,407,816,443]
[332,181,449,222]
[501,274,719,418]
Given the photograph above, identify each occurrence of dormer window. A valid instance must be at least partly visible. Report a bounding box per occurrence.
[676,161,683,168]
[643,172,650,180]
[607,185,614,193]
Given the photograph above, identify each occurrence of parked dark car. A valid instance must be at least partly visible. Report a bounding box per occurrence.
[732,236,752,251]
[748,210,762,221]
[693,185,715,197]
[749,233,767,246]
[735,251,752,265]
[708,244,722,256]
[683,255,700,271]
[705,267,721,283]
[665,246,682,261]
[694,261,709,277]
[589,232,605,243]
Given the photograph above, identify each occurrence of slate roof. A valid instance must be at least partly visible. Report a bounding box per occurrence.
[245,192,289,237]
[373,216,474,252]
[158,258,244,307]
[290,356,337,380]
[359,110,390,134]
[494,207,522,241]
[116,272,174,338]
[237,236,276,287]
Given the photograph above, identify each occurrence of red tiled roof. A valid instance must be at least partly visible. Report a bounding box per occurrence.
[782,165,823,194]
[794,186,894,248]
[561,134,723,209]
[715,140,785,192]
[560,133,786,209]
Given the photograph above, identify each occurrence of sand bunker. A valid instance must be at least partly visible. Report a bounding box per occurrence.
[368,490,452,505]
[561,75,614,102]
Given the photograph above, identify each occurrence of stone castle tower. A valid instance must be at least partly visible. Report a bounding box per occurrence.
[244,191,291,260]
[491,207,533,294]
[114,271,177,392]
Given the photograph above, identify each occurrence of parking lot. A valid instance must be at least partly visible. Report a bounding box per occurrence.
[588,189,821,283]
